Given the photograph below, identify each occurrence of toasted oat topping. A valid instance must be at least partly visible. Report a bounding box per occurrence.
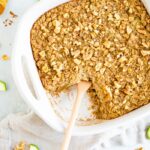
[31,0,150,119]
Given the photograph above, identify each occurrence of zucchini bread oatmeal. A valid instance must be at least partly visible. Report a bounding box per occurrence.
[31,0,150,119]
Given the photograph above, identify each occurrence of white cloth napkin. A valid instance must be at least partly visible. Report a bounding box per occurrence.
[0,111,150,150]
[0,112,117,150]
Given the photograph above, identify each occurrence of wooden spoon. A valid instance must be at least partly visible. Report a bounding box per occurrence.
[61,81,91,150]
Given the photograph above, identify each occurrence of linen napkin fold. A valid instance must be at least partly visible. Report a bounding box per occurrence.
[0,112,115,150]
[0,111,149,150]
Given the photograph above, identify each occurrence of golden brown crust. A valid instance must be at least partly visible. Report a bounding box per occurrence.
[31,0,150,119]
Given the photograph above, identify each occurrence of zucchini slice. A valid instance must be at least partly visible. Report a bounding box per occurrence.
[29,144,40,150]
[0,80,7,91]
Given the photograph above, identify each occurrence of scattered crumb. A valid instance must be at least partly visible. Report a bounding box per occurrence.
[2,54,9,61]
[14,141,26,150]
[9,11,18,18]
[3,10,18,27]
[3,19,13,27]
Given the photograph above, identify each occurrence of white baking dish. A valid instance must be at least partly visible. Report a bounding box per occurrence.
[12,0,150,136]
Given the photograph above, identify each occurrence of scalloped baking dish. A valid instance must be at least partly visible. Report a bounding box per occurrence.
[12,0,150,136]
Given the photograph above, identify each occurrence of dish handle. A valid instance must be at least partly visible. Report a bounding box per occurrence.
[11,38,64,132]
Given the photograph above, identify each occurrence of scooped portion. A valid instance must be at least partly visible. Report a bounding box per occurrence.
[30,0,150,119]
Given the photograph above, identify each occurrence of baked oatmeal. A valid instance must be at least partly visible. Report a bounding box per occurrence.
[30,0,150,119]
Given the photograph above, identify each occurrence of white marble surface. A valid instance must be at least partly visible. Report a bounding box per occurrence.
[0,0,38,120]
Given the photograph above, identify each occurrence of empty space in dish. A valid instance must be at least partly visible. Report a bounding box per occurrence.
[47,86,105,125]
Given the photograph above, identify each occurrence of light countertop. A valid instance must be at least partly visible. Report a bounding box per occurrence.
[0,0,37,120]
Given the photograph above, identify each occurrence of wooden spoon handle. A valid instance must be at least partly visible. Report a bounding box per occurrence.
[61,93,83,150]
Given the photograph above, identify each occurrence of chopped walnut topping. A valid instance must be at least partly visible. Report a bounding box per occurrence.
[63,13,70,19]
[114,81,121,89]
[42,64,49,73]
[119,55,127,63]
[39,51,46,58]
[100,68,106,74]
[126,26,132,34]
[141,50,150,56]
[114,13,120,20]
[31,0,150,120]
[74,58,81,65]
[95,62,102,71]
[104,41,112,49]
